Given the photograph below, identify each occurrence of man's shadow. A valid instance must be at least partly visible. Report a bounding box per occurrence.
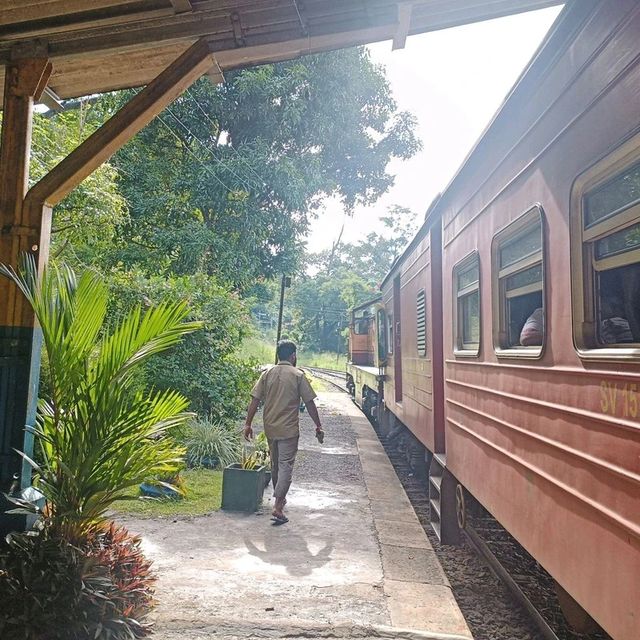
[244,529,334,577]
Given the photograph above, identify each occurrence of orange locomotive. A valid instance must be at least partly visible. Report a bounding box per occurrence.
[351,2,640,639]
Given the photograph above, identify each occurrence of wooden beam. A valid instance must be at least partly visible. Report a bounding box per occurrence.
[170,0,194,13]
[392,3,412,51]
[0,56,51,489]
[26,38,215,208]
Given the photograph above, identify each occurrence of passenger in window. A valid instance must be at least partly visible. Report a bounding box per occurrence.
[600,296,633,344]
[519,307,544,346]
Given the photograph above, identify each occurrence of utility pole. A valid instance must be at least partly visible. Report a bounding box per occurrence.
[275,274,291,363]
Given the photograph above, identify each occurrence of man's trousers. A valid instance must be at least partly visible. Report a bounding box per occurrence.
[268,436,299,500]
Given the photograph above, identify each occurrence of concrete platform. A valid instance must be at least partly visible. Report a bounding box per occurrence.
[119,391,472,640]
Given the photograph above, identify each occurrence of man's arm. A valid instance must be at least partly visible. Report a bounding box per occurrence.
[244,396,261,441]
[304,398,322,431]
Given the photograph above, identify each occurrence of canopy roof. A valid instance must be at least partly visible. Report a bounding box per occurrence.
[0,0,562,104]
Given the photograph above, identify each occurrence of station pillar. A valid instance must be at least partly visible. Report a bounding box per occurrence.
[0,56,52,496]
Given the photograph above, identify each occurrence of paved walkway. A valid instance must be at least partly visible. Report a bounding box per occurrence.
[121,392,472,640]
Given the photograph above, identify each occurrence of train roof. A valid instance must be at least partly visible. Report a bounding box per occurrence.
[351,296,383,313]
[380,0,595,289]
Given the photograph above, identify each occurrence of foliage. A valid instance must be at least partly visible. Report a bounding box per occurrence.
[0,256,199,541]
[240,448,263,470]
[104,48,420,288]
[0,525,155,640]
[83,523,156,637]
[111,469,223,518]
[285,206,419,352]
[108,270,259,420]
[254,431,271,469]
[30,106,129,266]
[183,418,242,469]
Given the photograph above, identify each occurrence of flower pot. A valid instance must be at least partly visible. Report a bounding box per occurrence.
[221,464,265,512]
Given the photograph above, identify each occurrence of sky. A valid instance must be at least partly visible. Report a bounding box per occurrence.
[307,4,564,253]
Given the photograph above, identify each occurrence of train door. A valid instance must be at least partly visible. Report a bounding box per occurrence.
[393,275,403,401]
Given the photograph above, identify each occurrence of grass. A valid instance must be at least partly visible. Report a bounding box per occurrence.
[239,335,275,365]
[111,469,223,518]
[296,350,346,370]
[240,335,347,371]
[304,373,331,392]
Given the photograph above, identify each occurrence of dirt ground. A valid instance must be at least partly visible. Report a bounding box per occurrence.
[119,392,471,640]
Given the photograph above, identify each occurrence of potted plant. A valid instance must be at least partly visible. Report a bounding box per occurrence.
[255,432,272,489]
[221,449,266,512]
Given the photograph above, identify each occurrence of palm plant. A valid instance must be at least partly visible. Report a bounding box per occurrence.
[0,255,202,541]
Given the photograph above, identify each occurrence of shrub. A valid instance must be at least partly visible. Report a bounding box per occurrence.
[108,271,260,422]
[0,524,155,640]
[184,418,241,469]
[85,522,156,634]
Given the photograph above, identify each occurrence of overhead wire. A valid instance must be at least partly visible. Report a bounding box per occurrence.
[184,87,267,191]
[155,113,236,194]
[164,104,255,192]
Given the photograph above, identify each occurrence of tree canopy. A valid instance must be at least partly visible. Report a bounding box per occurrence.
[107,47,420,288]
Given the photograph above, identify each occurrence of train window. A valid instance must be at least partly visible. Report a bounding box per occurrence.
[454,254,480,355]
[388,313,394,354]
[417,290,427,356]
[493,207,545,357]
[353,317,370,335]
[573,152,640,356]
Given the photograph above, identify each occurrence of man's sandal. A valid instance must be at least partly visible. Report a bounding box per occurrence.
[271,515,289,525]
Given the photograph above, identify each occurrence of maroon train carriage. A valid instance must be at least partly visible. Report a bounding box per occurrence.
[375,3,640,639]
[345,297,386,420]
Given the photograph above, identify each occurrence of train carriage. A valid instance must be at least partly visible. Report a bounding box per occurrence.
[373,2,640,639]
[346,297,385,418]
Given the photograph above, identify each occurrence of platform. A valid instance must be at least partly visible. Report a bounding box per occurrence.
[119,391,472,640]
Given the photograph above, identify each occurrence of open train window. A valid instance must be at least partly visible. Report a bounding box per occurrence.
[416,290,427,357]
[572,141,640,359]
[454,253,480,356]
[493,207,545,358]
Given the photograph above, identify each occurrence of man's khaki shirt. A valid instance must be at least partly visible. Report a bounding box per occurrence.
[251,361,316,439]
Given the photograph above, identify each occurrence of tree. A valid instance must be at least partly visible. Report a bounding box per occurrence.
[106,47,420,288]
[284,206,418,352]
[30,106,128,267]
[107,269,257,420]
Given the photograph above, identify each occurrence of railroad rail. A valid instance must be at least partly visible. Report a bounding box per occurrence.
[463,523,560,640]
[304,366,348,393]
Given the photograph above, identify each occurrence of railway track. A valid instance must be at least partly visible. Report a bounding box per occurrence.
[304,366,348,392]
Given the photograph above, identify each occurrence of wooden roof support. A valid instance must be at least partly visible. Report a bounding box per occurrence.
[0,55,51,324]
[393,3,412,51]
[26,38,216,208]
[170,0,193,14]
[0,55,52,489]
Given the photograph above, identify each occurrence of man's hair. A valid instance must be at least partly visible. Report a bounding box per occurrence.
[277,340,297,361]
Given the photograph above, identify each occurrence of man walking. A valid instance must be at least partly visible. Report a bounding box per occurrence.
[244,340,323,525]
